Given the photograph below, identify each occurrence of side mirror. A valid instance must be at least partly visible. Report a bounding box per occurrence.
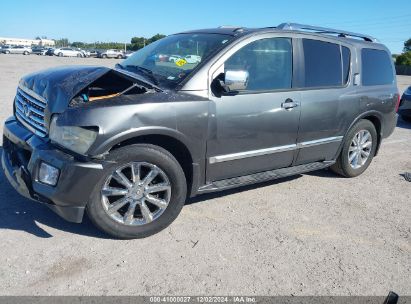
[220,70,249,92]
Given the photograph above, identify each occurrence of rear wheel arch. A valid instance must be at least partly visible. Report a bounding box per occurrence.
[362,115,382,155]
[341,112,383,157]
[331,118,378,177]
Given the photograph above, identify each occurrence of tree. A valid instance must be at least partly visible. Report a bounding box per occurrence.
[130,34,166,50]
[54,38,70,47]
[396,52,411,66]
[147,34,166,44]
[404,38,411,53]
[71,41,86,48]
[130,37,146,50]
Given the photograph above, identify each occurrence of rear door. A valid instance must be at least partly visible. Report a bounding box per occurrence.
[294,38,357,165]
[206,34,301,181]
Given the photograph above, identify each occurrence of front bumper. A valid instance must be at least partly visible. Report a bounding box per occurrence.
[2,116,104,223]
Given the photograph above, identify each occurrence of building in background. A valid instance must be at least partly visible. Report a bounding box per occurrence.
[0,37,55,46]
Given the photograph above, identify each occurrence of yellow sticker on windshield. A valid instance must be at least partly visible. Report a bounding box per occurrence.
[175,58,187,67]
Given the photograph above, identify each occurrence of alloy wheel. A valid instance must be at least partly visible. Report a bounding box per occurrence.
[348,130,372,169]
[101,162,171,226]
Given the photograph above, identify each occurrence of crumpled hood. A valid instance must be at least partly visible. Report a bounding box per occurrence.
[19,65,111,113]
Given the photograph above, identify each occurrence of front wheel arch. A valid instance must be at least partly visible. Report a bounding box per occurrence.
[87,143,188,238]
[107,134,195,197]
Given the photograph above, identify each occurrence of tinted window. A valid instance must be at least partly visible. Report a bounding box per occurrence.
[303,39,342,87]
[361,48,394,86]
[342,46,351,84]
[225,37,292,91]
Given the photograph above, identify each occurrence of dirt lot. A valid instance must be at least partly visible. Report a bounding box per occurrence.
[0,54,410,296]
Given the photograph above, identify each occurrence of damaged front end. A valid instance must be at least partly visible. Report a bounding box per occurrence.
[2,65,164,222]
[68,68,159,107]
[19,65,160,114]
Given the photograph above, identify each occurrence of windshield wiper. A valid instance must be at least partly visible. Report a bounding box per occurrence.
[124,65,159,86]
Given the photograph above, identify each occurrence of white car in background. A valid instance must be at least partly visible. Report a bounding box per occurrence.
[184,55,201,64]
[53,47,83,57]
[1,45,32,55]
[168,55,183,62]
[98,49,125,59]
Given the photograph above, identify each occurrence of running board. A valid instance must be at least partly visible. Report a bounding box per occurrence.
[198,161,335,193]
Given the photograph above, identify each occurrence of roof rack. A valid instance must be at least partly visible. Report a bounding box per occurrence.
[277,22,378,42]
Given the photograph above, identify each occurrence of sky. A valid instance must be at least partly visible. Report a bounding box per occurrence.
[0,0,410,54]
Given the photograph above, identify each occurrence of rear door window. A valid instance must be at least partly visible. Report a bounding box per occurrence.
[302,39,342,87]
[361,48,394,86]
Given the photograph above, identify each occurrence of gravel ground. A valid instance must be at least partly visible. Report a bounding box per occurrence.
[0,54,410,296]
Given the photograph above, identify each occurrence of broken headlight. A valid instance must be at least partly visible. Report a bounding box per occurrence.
[49,115,98,155]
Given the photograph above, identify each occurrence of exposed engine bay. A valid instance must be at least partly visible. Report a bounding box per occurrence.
[69,70,154,107]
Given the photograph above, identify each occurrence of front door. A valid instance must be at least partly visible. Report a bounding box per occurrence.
[206,36,301,181]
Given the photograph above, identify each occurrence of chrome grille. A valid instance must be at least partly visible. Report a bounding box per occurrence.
[14,86,47,137]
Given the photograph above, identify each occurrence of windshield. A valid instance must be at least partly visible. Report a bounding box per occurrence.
[119,33,233,89]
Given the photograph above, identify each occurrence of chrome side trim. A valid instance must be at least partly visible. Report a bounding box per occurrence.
[209,136,343,164]
[298,136,343,148]
[209,144,297,164]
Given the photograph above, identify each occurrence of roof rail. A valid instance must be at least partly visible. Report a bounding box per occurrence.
[218,26,245,33]
[277,22,378,42]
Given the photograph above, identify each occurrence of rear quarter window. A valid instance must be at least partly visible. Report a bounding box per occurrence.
[361,48,394,86]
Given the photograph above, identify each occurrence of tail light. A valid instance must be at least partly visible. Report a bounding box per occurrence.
[395,93,401,112]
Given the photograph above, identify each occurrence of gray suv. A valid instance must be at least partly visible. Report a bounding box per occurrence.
[2,23,399,238]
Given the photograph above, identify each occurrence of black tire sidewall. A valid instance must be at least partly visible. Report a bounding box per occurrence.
[339,120,378,177]
[87,144,187,239]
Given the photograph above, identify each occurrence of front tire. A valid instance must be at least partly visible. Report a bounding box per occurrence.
[87,144,187,239]
[331,119,377,177]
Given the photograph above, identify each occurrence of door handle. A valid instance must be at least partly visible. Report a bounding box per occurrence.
[282,98,299,110]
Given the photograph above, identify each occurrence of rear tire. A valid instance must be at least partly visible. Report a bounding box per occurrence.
[331,119,377,177]
[117,54,123,59]
[87,144,187,239]
[101,54,107,59]
[58,52,63,57]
